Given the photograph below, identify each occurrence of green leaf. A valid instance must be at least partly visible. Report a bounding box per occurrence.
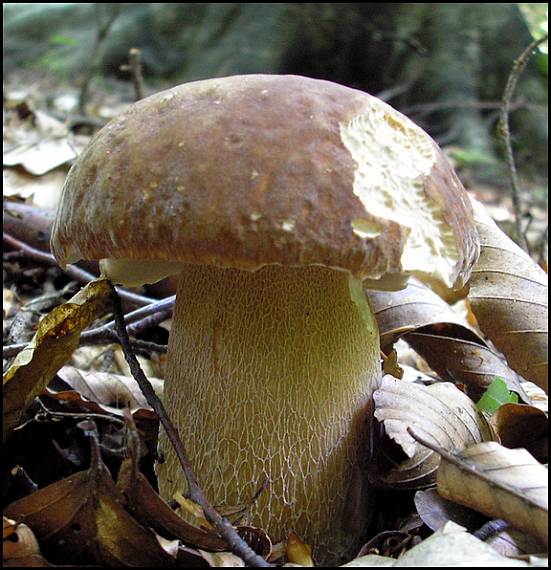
[48,34,78,47]
[476,377,519,414]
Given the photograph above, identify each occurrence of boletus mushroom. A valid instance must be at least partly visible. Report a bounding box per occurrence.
[51,75,479,564]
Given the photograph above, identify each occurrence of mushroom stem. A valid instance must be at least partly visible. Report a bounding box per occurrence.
[157,263,381,564]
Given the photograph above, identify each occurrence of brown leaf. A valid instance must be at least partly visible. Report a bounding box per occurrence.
[3,168,67,210]
[414,488,486,533]
[381,349,404,379]
[198,550,244,567]
[435,440,548,548]
[367,278,476,352]
[55,365,163,417]
[3,280,112,439]
[372,377,493,489]
[486,529,546,558]
[405,329,529,402]
[4,441,175,566]
[490,403,548,462]
[468,199,548,392]
[367,279,529,402]
[286,532,314,567]
[3,555,54,567]
[116,459,228,552]
[3,516,41,561]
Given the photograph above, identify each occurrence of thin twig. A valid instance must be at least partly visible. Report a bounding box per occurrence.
[498,35,548,253]
[402,97,544,116]
[2,322,169,359]
[93,296,175,336]
[120,48,146,101]
[3,334,167,359]
[10,465,38,494]
[3,232,156,307]
[109,284,270,567]
[6,284,75,345]
[36,398,125,427]
[473,519,509,541]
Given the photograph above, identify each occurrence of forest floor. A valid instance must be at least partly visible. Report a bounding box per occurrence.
[3,70,548,567]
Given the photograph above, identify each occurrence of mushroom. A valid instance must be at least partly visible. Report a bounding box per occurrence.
[51,74,479,564]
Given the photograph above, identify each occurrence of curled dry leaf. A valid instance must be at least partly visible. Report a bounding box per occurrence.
[415,489,545,557]
[117,458,228,552]
[3,168,67,210]
[485,528,546,559]
[414,488,486,533]
[341,521,546,567]
[490,403,548,462]
[372,376,493,489]
[4,443,175,566]
[468,199,548,392]
[3,516,40,561]
[3,139,80,177]
[198,550,245,567]
[55,365,163,417]
[3,104,90,178]
[435,440,548,548]
[367,279,529,402]
[520,381,548,413]
[405,329,529,402]
[286,532,314,567]
[367,278,475,352]
[3,279,112,439]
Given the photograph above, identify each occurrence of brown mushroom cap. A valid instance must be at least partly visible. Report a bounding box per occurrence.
[51,74,478,289]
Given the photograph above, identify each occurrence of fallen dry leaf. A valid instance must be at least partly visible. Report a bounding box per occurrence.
[435,440,548,548]
[3,288,20,337]
[486,528,546,559]
[341,521,546,567]
[3,516,40,561]
[56,365,163,416]
[198,549,244,567]
[4,434,176,566]
[405,329,529,402]
[3,279,112,439]
[414,488,485,533]
[3,104,89,178]
[3,169,67,210]
[381,349,404,379]
[117,458,227,552]
[286,532,314,567]
[368,279,529,402]
[367,278,476,351]
[519,381,548,413]
[413,491,547,557]
[3,139,79,176]
[371,376,493,489]
[490,403,548,462]
[469,199,548,392]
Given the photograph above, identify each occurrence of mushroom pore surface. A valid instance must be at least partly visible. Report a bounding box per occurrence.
[156,263,379,565]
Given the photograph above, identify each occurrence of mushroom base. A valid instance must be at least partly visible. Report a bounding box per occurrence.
[156,263,381,564]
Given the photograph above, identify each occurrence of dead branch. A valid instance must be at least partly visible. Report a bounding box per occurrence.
[3,232,156,307]
[3,296,173,359]
[120,48,146,101]
[498,35,548,253]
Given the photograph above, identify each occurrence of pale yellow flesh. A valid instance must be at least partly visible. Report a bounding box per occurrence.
[156,264,381,564]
